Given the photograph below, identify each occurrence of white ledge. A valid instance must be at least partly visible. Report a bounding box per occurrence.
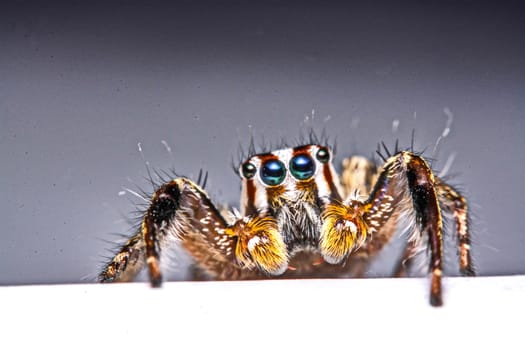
[1,276,523,349]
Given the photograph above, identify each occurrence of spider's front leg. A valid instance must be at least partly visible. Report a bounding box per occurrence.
[392,180,476,278]
[99,178,287,285]
[320,151,446,306]
[99,178,233,285]
[371,152,445,306]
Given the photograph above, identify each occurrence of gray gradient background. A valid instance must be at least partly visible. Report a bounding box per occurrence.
[1,1,524,285]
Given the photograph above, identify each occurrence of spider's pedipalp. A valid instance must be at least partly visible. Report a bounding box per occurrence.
[319,200,368,264]
[226,215,288,275]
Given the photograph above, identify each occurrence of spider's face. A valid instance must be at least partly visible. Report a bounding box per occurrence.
[238,144,342,217]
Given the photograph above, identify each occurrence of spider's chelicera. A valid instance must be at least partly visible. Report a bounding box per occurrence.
[99,141,474,306]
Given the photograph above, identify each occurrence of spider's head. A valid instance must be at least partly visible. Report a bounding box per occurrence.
[238,144,342,216]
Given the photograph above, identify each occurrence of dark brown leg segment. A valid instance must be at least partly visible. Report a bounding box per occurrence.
[361,152,444,306]
[405,154,444,306]
[99,178,242,285]
[436,180,475,276]
[99,233,145,283]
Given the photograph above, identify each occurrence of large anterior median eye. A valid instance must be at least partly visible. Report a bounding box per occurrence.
[290,154,316,180]
[261,159,286,186]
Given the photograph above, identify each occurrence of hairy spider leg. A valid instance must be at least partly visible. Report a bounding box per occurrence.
[339,154,475,286]
[334,155,382,277]
[98,233,146,283]
[337,154,415,279]
[99,178,243,285]
[436,180,475,276]
[390,181,475,279]
[354,152,445,306]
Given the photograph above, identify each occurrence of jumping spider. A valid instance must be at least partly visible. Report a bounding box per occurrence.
[99,138,474,306]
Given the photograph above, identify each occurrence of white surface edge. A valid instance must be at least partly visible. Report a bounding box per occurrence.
[1,276,524,349]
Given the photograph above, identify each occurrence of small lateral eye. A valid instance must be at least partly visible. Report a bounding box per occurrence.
[261,159,286,186]
[241,162,256,179]
[316,147,330,163]
[290,154,315,180]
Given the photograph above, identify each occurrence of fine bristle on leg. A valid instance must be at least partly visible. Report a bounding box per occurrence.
[404,154,444,306]
[436,180,476,276]
[356,151,445,306]
[99,178,247,285]
[99,233,145,283]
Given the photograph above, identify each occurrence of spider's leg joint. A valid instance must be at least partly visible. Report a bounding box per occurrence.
[142,180,183,287]
[364,151,447,306]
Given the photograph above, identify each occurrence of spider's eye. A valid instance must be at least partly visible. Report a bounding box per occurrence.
[289,154,315,180]
[241,162,256,179]
[260,159,286,186]
[316,147,330,163]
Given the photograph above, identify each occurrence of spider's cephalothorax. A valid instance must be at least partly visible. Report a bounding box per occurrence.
[99,143,474,306]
